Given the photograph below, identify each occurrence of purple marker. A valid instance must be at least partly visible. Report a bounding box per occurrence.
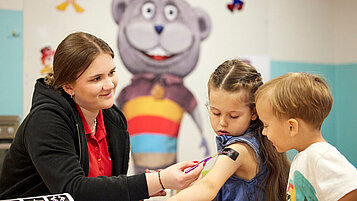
[184,152,221,174]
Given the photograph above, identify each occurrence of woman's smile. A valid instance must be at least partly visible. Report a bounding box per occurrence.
[100,91,113,98]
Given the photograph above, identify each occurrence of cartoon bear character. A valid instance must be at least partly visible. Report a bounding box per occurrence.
[112,0,211,173]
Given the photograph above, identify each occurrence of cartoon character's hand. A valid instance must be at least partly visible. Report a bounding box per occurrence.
[200,137,210,156]
[150,84,166,99]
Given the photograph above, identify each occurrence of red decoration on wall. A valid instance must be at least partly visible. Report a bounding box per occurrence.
[40,46,54,75]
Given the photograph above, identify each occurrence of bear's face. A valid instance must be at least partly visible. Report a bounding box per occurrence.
[113,0,211,77]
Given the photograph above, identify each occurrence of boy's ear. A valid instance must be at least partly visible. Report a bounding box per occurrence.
[288,118,299,137]
[62,84,74,96]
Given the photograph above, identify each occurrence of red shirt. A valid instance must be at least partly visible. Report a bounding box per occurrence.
[76,105,112,177]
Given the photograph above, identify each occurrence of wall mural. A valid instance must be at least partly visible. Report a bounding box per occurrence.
[227,0,245,12]
[56,0,84,13]
[112,0,211,173]
[40,46,54,75]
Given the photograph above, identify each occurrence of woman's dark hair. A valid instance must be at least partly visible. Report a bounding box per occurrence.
[208,59,290,201]
[44,32,114,92]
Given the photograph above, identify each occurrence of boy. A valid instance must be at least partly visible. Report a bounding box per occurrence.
[255,72,357,201]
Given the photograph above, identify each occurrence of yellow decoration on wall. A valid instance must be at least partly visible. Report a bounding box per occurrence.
[56,0,84,13]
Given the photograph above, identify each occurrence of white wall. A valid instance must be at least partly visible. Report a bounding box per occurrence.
[0,0,23,10]
[1,0,357,168]
[332,0,357,63]
[268,0,334,63]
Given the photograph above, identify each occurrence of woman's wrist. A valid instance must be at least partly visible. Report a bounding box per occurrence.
[157,170,165,190]
[146,170,166,196]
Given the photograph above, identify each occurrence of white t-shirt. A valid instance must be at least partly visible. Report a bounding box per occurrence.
[287,142,357,201]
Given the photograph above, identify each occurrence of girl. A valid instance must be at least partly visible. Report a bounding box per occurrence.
[168,59,290,201]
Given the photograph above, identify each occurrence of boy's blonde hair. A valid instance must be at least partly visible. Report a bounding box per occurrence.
[255,72,333,129]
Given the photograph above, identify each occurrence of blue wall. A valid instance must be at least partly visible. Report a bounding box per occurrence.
[0,9,23,117]
[271,61,357,167]
[335,64,357,167]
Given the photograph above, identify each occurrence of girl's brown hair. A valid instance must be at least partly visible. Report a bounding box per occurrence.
[44,32,114,93]
[208,59,290,201]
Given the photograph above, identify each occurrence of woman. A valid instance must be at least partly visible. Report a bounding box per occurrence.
[0,32,203,201]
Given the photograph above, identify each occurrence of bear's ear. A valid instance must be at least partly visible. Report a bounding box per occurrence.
[112,0,128,25]
[194,8,211,41]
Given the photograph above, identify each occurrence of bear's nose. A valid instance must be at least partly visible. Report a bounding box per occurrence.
[154,25,164,34]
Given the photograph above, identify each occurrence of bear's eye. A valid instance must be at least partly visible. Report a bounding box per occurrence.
[164,5,178,21]
[141,2,155,19]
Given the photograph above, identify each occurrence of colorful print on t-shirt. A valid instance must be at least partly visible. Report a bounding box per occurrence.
[287,171,318,201]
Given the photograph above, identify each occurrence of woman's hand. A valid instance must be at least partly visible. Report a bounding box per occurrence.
[146,160,203,196]
[145,169,167,197]
[160,160,203,190]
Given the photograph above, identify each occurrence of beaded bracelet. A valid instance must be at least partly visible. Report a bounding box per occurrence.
[157,170,165,190]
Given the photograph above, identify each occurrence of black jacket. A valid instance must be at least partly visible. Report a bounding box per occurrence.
[0,78,149,201]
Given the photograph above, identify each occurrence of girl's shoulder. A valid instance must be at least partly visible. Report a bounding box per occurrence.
[225,142,257,163]
[225,142,259,180]
[217,133,261,159]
